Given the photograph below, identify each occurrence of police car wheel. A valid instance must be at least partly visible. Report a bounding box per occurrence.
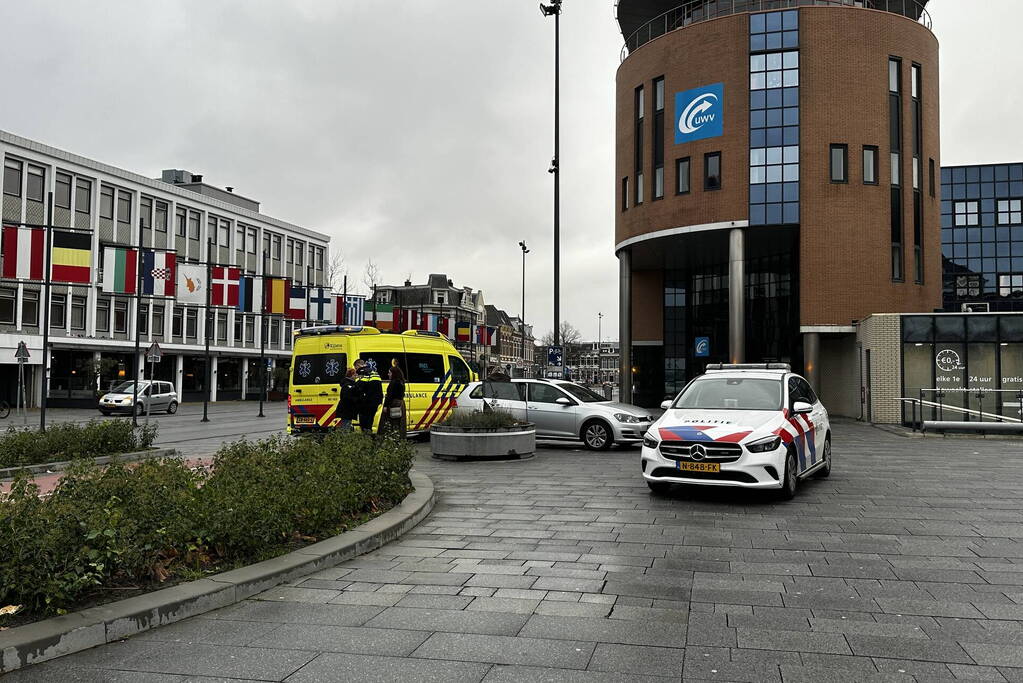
[814,436,832,478]
[582,420,612,451]
[647,480,671,495]
[779,447,799,500]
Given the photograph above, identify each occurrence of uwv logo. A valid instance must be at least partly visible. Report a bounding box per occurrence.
[675,83,724,144]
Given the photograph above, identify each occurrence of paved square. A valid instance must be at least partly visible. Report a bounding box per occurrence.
[11,419,1023,681]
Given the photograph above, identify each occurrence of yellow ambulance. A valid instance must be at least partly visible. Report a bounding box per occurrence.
[287,325,478,435]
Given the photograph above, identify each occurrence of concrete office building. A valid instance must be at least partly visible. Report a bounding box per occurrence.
[614,0,940,409]
[1,130,330,406]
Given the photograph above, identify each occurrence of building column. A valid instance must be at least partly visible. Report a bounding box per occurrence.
[618,249,632,404]
[210,356,219,402]
[804,331,820,392]
[728,227,745,364]
[175,354,184,399]
[241,358,249,399]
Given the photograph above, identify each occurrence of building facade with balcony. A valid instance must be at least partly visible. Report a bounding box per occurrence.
[615,0,940,410]
[1,130,330,407]
[576,341,621,386]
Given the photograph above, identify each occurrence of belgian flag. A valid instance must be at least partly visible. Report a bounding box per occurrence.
[51,231,91,284]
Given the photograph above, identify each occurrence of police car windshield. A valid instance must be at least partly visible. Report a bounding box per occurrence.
[674,377,782,411]
[559,383,606,403]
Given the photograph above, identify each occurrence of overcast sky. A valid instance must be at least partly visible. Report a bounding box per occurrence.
[0,0,1019,342]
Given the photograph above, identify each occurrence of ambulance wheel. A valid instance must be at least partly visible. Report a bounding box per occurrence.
[779,446,799,501]
[167,401,178,415]
[814,436,831,478]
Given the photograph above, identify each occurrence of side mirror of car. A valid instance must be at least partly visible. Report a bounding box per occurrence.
[555,397,573,406]
[792,401,813,414]
[660,400,672,410]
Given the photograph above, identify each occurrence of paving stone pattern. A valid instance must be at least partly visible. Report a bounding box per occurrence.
[12,420,1023,681]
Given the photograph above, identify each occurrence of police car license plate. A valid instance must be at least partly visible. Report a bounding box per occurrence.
[676,461,720,473]
[294,417,315,425]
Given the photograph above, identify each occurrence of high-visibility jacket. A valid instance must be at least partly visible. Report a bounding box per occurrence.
[355,372,383,413]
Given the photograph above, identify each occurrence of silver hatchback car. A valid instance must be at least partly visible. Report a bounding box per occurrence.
[454,379,656,450]
[99,380,179,416]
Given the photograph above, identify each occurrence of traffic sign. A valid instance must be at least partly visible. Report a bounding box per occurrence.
[146,342,163,363]
[546,345,563,367]
[14,341,30,362]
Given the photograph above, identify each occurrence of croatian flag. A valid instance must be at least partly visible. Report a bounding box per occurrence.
[142,250,176,296]
[211,266,240,306]
[309,287,334,322]
[287,284,307,320]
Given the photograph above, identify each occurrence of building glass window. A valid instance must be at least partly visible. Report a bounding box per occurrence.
[830,145,847,183]
[71,295,86,330]
[863,146,878,185]
[176,209,186,237]
[749,50,798,90]
[248,228,257,254]
[621,177,629,211]
[749,9,798,52]
[96,297,110,332]
[75,178,91,214]
[217,311,228,342]
[56,172,72,209]
[153,304,165,336]
[634,85,644,205]
[117,191,132,225]
[0,288,15,324]
[286,238,294,263]
[653,76,664,201]
[954,201,979,226]
[188,211,200,239]
[704,152,721,191]
[172,306,183,336]
[22,290,38,326]
[138,303,149,335]
[26,165,45,203]
[100,186,114,219]
[890,56,903,281]
[51,294,67,328]
[3,159,22,197]
[155,201,168,233]
[185,308,198,338]
[676,157,690,194]
[635,173,644,204]
[272,234,282,260]
[219,219,230,246]
[114,299,128,333]
[997,200,1022,225]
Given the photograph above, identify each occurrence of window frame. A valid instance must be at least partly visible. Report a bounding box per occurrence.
[21,290,39,327]
[0,288,16,325]
[3,158,22,198]
[703,152,722,191]
[55,172,73,209]
[676,157,691,195]
[862,146,879,185]
[26,165,45,203]
[830,144,848,184]
[75,178,91,215]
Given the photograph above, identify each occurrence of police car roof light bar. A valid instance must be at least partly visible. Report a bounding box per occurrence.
[705,362,791,372]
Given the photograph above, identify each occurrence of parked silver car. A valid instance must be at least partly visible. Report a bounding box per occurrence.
[454,379,655,450]
[99,380,178,416]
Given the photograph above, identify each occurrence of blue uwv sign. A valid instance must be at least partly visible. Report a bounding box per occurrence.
[675,83,724,144]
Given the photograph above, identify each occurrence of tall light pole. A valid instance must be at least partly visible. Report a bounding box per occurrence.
[518,240,529,326]
[541,0,562,358]
[597,311,603,383]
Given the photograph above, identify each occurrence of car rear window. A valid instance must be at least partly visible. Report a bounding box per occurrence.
[469,382,525,400]
[293,353,347,385]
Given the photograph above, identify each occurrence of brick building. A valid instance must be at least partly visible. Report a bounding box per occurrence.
[614,0,940,410]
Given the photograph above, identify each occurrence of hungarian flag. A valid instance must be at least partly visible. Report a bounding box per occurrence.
[211,266,240,306]
[264,277,288,314]
[237,275,263,313]
[51,230,91,283]
[308,287,334,322]
[287,284,307,320]
[142,250,176,296]
[2,225,44,280]
[102,246,137,294]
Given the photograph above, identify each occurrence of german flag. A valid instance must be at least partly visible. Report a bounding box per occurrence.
[51,231,91,283]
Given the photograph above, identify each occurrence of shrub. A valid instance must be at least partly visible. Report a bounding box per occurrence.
[0,420,159,469]
[438,410,520,430]
[0,431,413,617]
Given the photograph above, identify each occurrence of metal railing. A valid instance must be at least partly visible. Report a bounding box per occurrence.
[898,389,1023,432]
[620,0,932,61]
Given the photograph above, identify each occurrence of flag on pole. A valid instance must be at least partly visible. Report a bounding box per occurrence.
[211,266,240,306]
[476,326,497,346]
[101,246,137,294]
[176,263,206,305]
[337,295,365,325]
[455,321,472,342]
[287,284,307,320]
[142,250,176,296]
[50,230,92,283]
[264,278,288,314]
[2,225,44,280]
[309,287,334,322]
[238,275,263,313]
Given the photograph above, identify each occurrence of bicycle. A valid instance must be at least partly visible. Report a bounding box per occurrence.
[0,400,10,419]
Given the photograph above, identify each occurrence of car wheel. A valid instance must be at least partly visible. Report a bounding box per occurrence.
[779,446,799,500]
[647,480,671,495]
[167,401,178,415]
[814,436,832,478]
[582,420,613,451]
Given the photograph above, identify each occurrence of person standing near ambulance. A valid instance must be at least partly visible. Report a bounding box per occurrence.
[353,359,383,434]
[338,367,359,431]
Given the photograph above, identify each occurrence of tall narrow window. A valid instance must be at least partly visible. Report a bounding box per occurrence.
[928,158,935,197]
[634,85,644,205]
[75,178,91,215]
[830,145,848,183]
[704,152,721,191]
[26,165,45,203]
[652,77,665,200]
[889,57,904,281]
[621,177,629,211]
[2,158,21,197]
[56,172,72,209]
[676,157,690,195]
[100,186,114,219]
[911,63,923,284]
[863,146,878,185]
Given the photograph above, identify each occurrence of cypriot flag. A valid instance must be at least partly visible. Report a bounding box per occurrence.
[177,263,207,305]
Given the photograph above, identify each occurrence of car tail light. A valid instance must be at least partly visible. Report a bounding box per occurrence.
[287,393,292,415]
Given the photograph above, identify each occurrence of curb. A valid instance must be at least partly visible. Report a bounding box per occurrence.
[0,448,179,481]
[0,469,435,673]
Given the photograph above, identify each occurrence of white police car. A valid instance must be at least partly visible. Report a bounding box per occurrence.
[641,364,831,499]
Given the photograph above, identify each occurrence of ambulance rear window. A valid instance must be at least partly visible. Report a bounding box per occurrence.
[292,353,347,385]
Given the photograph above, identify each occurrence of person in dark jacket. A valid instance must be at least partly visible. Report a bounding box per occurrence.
[378,363,407,438]
[338,367,359,431]
[354,359,383,434]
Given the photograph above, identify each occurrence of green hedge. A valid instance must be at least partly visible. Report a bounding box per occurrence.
[0,420,159,469]
[0,432,414,617]
[438,410,520,429]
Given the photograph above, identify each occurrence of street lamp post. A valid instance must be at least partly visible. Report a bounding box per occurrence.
[541,0,562,358]
[597,311,603,383]
[518,240,529,327]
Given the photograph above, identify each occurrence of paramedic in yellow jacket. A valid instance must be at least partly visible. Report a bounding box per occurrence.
[353,359,383,434]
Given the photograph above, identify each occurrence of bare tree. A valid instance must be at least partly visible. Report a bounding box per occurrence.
[325,250,348,291]
[540,321,582,347]
[362,259,382,295]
